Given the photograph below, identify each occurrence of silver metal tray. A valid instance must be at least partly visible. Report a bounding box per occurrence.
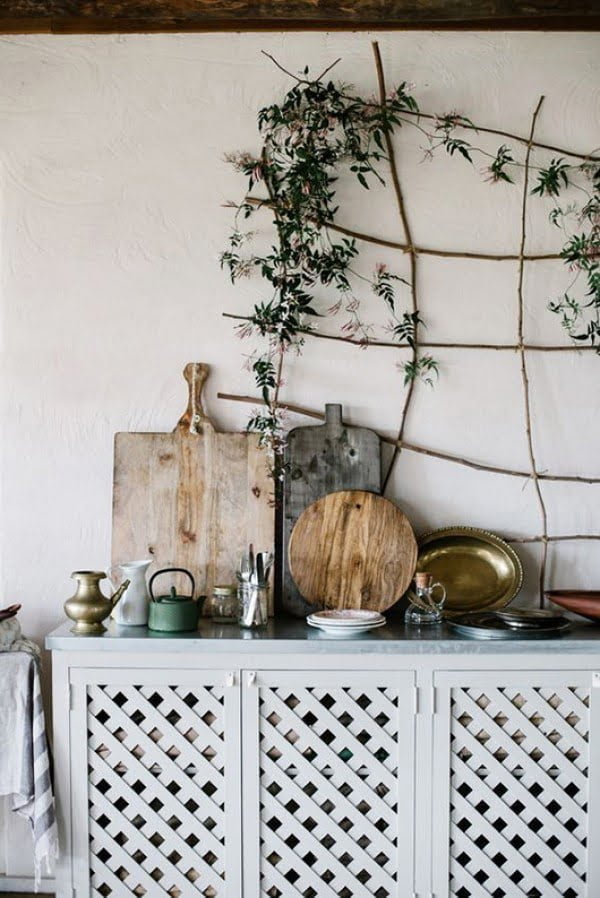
[449,612,571,639]
[495,609,567,629]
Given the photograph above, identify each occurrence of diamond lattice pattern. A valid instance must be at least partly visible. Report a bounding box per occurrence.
[87,683,226,898]
[450,685,590,898]
[259,684,400,898]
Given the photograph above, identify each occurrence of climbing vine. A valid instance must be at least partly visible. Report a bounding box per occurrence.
[221,47,599,482]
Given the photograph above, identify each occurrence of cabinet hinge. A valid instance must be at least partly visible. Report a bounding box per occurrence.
[225,672,235,687]
[593,672,600,688]
[247,671,257,687]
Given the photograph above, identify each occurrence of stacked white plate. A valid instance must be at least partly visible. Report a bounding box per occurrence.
[306,609,386,636]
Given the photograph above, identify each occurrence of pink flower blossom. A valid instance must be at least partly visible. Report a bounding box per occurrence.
[223,151,259,172]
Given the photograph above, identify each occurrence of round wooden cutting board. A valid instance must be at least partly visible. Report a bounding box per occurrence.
[288,489,418,611]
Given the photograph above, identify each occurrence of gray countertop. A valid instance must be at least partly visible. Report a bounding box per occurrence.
[46,617,600,655]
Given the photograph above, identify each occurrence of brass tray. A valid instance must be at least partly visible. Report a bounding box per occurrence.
[413,526,523,614]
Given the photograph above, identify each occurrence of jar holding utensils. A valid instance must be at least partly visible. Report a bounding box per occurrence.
[238,546,273,628]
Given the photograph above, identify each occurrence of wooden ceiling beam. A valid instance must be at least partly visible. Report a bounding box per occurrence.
[1,0,599,33]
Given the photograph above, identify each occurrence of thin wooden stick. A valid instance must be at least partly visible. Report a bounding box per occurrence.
[272,344,285,410]
[372,40,418,492]
[261,50,342,85]
[259,145,288,450]
[409,342,598,352]
[398,108,599,164]
[516,96,549,607]
[217,391,600,485]
[327,219,561,262]
[259,50,598,164]
[236,196,561,262]
[224,312,599,352]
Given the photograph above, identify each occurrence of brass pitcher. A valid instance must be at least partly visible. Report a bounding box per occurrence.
[64,571,130,634]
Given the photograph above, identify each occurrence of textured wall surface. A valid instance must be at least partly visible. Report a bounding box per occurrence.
[1,31,599,653]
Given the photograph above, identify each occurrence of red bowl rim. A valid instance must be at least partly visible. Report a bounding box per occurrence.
[545,590,600,599]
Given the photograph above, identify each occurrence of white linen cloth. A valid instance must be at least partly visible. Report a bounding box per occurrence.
[0,647,57,888]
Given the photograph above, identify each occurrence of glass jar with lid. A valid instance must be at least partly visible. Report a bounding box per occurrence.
[210,585,239,624]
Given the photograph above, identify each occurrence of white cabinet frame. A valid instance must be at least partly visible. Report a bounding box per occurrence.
[241,669,416,898]
[66,665,241,898]
[432,669,600,898]
[50,648,600,898]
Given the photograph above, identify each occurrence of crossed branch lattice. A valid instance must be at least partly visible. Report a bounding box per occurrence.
[220,42,600,605]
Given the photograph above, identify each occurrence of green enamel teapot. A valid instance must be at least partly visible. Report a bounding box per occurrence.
[148,567,202,633]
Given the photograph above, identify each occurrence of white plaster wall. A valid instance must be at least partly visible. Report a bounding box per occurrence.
[1,31,599,657]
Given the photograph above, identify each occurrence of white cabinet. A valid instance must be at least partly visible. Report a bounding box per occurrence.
[432,670,600,898]
[241,670,415,898]
[67,668,241,898]
[47,630,600,898]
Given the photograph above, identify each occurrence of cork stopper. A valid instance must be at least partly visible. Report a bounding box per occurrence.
[414,571,434,589]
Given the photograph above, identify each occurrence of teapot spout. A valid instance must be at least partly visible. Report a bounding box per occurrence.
[111,579,131,609]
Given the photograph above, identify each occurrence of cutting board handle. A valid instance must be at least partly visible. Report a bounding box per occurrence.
[324,403,343,436]
[176,363,214,434]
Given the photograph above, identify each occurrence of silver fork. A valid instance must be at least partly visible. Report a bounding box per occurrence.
[238,553,251,584]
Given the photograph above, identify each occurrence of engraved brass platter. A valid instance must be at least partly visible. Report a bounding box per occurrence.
[414,527,523,614]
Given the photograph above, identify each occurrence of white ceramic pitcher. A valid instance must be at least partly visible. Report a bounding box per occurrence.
[109,559,152,626]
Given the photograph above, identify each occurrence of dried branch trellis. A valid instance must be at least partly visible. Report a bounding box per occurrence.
[220,42,600,604]
[516,96,550,602]
[371,41,418,490]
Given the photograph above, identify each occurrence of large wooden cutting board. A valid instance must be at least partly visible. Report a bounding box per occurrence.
[288,490,417,611]
[280,404,381,616]
[112,363,273,600]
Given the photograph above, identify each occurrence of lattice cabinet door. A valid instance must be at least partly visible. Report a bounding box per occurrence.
[69,668,241,898]
[431,670,600,898]
[241,669,416,898]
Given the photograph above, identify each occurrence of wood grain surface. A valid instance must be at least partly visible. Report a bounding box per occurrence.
[112,363,274,603]
[280,403,381,617]
[2,0,598,32]
[288,489,417,611]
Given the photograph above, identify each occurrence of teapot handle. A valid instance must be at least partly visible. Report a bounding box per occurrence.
[149,567,196,600]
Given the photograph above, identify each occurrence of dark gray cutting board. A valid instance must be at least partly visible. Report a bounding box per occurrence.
[279,403,381,616]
